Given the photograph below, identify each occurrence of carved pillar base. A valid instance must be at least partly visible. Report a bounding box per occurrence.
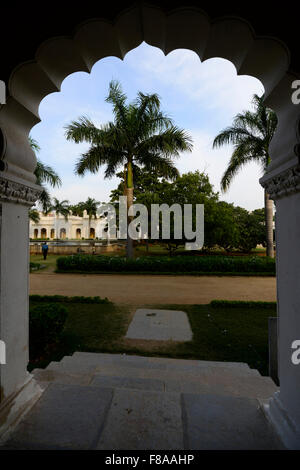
[260,164,300,449]
[0,174,42,440]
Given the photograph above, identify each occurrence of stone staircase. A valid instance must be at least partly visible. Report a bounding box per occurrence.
[1,352,284,450]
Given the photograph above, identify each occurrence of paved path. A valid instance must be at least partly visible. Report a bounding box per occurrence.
[30,273,276,305]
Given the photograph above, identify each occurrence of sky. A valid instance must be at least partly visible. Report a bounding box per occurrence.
[31,41,265,211]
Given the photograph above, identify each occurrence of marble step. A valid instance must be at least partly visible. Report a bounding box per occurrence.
[2,383,283,450]
[53,352,260,378]
[36,358,277,399]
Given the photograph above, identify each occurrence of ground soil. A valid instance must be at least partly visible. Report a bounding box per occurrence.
[30,273,276,305]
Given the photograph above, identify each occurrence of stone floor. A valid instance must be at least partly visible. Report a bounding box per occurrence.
[0,353,284,450]
[125,308,193,341]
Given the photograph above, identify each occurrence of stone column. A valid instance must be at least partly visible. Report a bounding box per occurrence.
[0,175,43,441]
[261,165,300,449]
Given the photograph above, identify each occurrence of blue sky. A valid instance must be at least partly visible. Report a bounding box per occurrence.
[31,42,265,210]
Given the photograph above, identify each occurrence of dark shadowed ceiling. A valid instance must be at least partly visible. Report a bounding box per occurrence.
[0,1,299,84]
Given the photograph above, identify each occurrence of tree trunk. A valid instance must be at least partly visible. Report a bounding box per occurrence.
[265,189,274,258]
[125,161,134,259]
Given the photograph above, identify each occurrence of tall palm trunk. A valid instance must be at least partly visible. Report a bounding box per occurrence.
[125,161,134,259]
[264,189,274,258]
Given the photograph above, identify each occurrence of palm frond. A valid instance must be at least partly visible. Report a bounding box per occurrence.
[29,209,40,223]
[64,116,102,143]
[35,159,62,187]
[75,145,125,177]
[136,126,193,159]
[139,153,180,181]
[29,136,40,153]
[105,80,128,126]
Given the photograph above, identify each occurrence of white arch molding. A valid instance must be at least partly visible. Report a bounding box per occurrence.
[0,4,300,448]
[0,5,298,191]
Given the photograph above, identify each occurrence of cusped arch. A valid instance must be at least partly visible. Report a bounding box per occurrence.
[0,4,298,188]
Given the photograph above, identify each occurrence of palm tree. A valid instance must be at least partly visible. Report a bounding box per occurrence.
[82,197,100,237]
[29,137,62,213]
[213,94,277,258]
[65,80,193,258]
[49,198,70,239]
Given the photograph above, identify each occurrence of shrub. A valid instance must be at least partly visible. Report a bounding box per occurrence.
[29,294,111,304]
[30,262,41,272]
[56,254,276,275]
[210,300,277,309]
[29,303,68,358]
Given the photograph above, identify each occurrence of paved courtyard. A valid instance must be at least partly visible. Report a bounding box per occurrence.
[30,273,276,305]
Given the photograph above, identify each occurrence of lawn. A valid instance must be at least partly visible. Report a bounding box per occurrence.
[28,297,276,376]
[30,254,61,272]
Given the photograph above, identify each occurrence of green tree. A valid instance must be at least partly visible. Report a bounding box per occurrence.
[81,197,100,236]
[152,171,219,254]
[232,206,265,252]
[47,198,70,239]
[65,80,192,258]
[69,203,84,217]
[213,94,277,258]
[29,137,62,213]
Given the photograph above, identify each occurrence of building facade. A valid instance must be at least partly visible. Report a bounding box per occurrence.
[30,211,110,240]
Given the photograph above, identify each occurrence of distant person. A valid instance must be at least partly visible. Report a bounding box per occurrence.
[42,242,49,260]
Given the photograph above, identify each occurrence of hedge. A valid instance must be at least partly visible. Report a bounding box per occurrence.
[210,300,277,309]
[29,303,68,358]
[56,254,276,275]
[29,294,111,304]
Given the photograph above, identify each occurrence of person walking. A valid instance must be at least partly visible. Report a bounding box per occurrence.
[42,242,49,260]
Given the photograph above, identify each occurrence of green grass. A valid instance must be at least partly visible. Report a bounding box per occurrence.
[28,297,276,375]
[30,254,62,272]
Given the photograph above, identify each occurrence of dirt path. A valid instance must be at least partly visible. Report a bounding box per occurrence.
[30,273,276,305]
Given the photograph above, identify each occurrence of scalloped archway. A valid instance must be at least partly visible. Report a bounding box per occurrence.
[0,5,298,190]
[1,4,300,448]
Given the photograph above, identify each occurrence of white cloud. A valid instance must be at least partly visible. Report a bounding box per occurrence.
[125,43,264,117]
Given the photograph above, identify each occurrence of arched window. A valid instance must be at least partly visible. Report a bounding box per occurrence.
[41,228,47,239]
[90,228,95,239]
[76,228,81,239]
[34,229,38,239]
[50,229,55,239]
[60,228,66,239]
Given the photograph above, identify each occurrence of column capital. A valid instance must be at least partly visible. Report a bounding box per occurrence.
[0,175,42,206]
[260,164,300,200]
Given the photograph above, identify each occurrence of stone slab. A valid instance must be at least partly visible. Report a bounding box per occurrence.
[91,375,165,391]
[182,392,283,450]
[32,368,92,385]
[97,389,183,450]
[125,309,192,341]
[166,375,277,399]
[5,383,113,450]
[72,352,252,370]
